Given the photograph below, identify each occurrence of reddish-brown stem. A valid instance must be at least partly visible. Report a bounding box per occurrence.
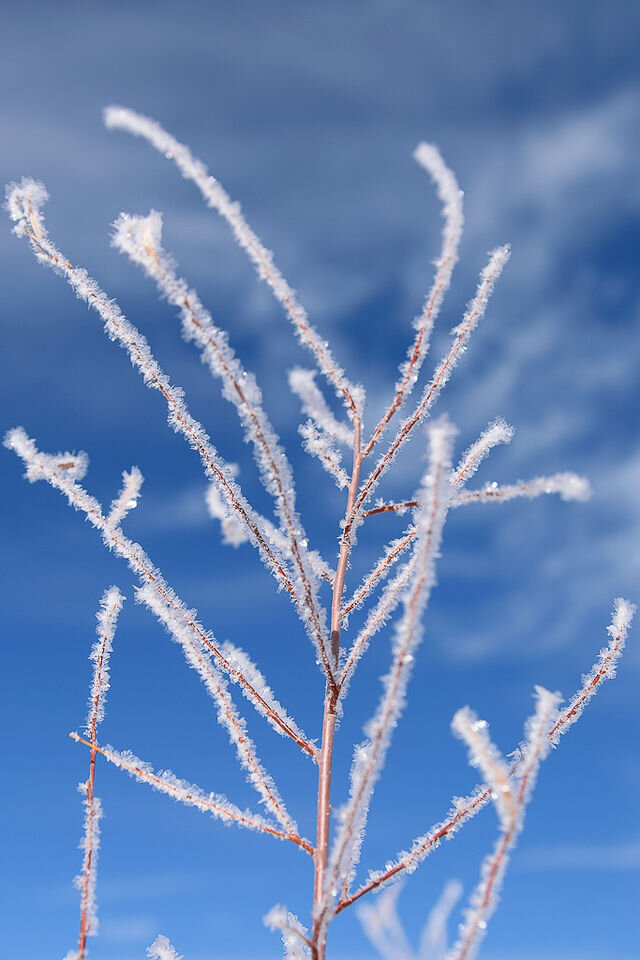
[312,415,363,960]
[76,629,109,960]
[362,500,419,519]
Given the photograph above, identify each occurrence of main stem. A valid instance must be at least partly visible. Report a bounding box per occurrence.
[312,419,362,960]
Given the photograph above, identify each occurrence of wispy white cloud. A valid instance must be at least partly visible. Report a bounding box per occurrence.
[520,839,640,871]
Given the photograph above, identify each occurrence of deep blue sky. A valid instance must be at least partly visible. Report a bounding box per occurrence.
[1,2,639,959]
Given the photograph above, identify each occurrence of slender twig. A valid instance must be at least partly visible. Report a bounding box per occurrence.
[337,599,634,913]
[364,144,463,457]
[104,106,361,418]
[5,429,318,761]
[70,734,314,855]
[75,587,123,960]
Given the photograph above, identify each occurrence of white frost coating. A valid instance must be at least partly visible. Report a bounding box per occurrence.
[355,601,631,901]
[321,418,456,932]
[85,586,124,735]
[358,246,510,512]
[5,181,298,608]
[366,146,463,454]
[339,549,418,703]
[88,741,281,837]
[452,472,591,507]
[451,708,514,828]
[341,526,416,623]
[205,481,249,547]
[550,597,635,745]
[412,144,464,337]
[4,429,309,756]
[207,479,334,582]
[73,785,102,938]
[289,368,353,446]
[299,420,349,489]
[264,905,311,960]
[452,419,514,486]
[137,583,297,832]
[105,467,144,531]
[104,106,360,417]
[113,213,324,628]
[7,181,335,679]
[446,687,561,960]
[147,935,183,960]
[220,638,319,760]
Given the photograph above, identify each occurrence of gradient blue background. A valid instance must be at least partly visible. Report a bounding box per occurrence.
[1,2,639,958]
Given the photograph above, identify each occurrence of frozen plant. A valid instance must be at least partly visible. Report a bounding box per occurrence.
[4,107,635,960]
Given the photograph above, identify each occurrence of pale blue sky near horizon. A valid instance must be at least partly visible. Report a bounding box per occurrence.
[1,2,639,959]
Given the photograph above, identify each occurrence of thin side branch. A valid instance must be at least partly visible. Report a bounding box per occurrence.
[4,429,318,760]
[73,586,124,960]
[365,144,463,456]
[317,419,456,943]
[337,597,634,912]
[70,734,314,855]
[352,247,510,524]
[112,212,330,672]
[6,181,338,682]
[104,105,362,418]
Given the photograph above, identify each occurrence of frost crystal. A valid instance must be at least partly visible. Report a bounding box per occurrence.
[147,934,183,960]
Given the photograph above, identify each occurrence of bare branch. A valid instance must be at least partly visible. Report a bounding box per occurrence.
[72,586,124,960]
[70,734,314,854]
[338,598,634,911]
[446,687,560,960]
[112,212,330,668]
[318,419,456,940]
[104,106,362,419]
[6,181,334,682]
[4,429,318,760]
[452,472,591,507]
[353,247,510,522]
[364,144,464,456]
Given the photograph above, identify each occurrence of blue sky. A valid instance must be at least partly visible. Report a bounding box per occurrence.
[1,2,639,958]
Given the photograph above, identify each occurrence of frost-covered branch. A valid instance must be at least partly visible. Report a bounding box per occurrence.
[104,106,362,419]
[452,472,591,507]
[338,546,418,702]
[341,528,416,624]
[6,181,338,683]
[264,905,313,959]
[352,247,510,523]
[299,420,349,489]
[137,584,298,832]
[452,418,514,485]
[112,212,328,663]
[70,735,314,854]
[4,429,317,760]
[344,418,513,635]
[549,596,635,743]
[364,144,463,456]
[446,686,560,960]
[72,586,124,960]
[337,598,634,912]
[317,419,456,943]
[289,368,353,447]
[104,466,143,532]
